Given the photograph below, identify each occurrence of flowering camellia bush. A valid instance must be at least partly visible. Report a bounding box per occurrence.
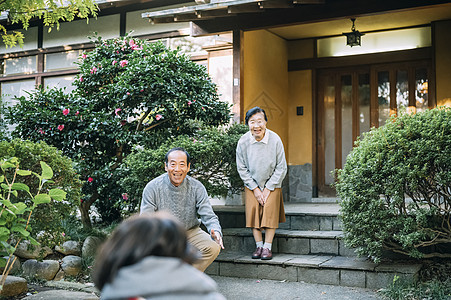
[7,34,230,227]
[336,107,451,262]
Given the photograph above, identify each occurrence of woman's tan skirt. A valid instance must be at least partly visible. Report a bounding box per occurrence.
[245,187,286,229]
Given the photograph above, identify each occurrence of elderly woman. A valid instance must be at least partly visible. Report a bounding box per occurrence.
[236,106,287,260]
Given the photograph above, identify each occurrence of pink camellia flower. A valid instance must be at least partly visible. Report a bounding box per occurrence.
[63,108,70,116]
[155,114,162,121]
[188,100,192,106]
[119,60,128,67]
[38,128,45,135]
[129,40,142,51]
[75,111,80,116]
[116,50,120,54]
[79,76,83,82]
[112,60,117,66]
[57,124,65,131]
[87,177,93,183]
[140,89,144,92]
[114,108,122,116]
[90,67,97,74]
[126,92,130,95]
[122,193,129,200]
[82,53,87,59]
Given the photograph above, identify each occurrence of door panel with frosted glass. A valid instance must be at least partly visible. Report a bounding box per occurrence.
[318,70,370,197]
[317,62,431,197]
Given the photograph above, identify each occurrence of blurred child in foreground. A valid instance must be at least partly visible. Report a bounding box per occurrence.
[92,212,225,300]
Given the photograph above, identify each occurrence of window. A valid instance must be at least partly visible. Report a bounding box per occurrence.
[317,27,431,58]
[45,50,82,72]
[2,56,37,76]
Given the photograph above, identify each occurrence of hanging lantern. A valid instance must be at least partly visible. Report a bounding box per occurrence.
[343,18,364,47]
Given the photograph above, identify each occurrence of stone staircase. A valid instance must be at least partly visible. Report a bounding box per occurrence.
[206,203,422,289]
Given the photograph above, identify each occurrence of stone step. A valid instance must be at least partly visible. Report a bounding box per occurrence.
[222,228,357,257]
[206,252,422,289]
[213,203,342,231]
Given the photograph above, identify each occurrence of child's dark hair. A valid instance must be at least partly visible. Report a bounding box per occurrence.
[92,212,198,290]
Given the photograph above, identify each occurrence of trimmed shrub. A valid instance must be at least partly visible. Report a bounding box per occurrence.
[335,107,451,262]
[0,139,82,248]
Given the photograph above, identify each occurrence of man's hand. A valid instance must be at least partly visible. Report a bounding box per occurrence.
[253,188,265,206]
[211,229,224,249]
[262,188,271,205]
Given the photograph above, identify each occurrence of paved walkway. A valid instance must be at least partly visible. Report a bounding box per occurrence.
[212,276,383,300]
[20,275,383,299]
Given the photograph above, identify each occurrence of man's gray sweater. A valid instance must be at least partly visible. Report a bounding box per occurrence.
[140,173,222,236]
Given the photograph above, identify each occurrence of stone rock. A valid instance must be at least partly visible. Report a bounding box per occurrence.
[55,241,82,256]
[0,255,21,275]
[61,255,82,276]
[22,290,99,300]
[0,275,27,297]
[14,240,53,259]
[53,269,65,281]
[22,259,60,281]
[82,236,103,259]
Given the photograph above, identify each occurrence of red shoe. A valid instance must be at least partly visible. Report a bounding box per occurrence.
[252,247,263,259]
[261,248,272,260]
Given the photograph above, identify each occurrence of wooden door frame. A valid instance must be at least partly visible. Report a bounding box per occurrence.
[315,60,433,197]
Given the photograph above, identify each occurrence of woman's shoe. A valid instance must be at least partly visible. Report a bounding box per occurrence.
[261,248,272,260]
[252,247,263,259]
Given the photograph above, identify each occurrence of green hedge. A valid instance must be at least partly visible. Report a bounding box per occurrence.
[335,107,451,262]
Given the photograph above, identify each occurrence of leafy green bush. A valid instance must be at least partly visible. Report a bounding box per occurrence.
[6,34,231,226]
[335,107,451,262]
[118,123,248,215]
[0,157,67,289]
[0,139,82,248]
[0,101,8,142]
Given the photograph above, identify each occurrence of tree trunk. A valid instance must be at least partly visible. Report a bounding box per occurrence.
[79,191,99,229]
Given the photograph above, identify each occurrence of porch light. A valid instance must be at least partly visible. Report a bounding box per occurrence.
[343,18,364,47]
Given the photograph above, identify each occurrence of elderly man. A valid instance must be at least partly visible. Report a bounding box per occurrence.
[140,147,224,272]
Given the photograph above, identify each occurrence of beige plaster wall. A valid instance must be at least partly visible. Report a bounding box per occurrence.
[287,39,315,60]
[243,30,289,153]
[288,70,313,165]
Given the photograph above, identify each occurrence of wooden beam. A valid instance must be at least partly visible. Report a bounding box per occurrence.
[191,0,450,36]
[288,48,432,71]
[149,16,177,24]
[174,13,197,22]
[293,0,325,4]
[259,0,294,9]
[228,3,262,13]
[196,8,231,19]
